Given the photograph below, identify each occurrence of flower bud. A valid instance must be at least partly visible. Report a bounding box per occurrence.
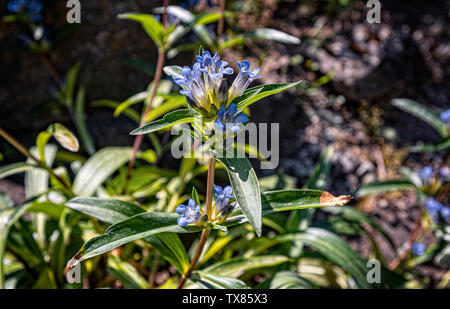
[218,79,228,107]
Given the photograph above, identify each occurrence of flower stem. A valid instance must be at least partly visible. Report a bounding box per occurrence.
[121,0,169,194]
[177,157,216,289]
[177,228,210,289]
[0,127,73,195]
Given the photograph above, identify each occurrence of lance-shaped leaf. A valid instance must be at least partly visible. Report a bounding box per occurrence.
[0,198,36,288]
[65,197,190,275]
[290,228,372,288]
[130,109,200,135]
[234,82,302,112]
[409,136,450,153]
[66,197,146,224]
[356,179,416,198]
[66,189,351,268]
[66,212,199,269]
[215,155,262,236]
[226,189,352,226]
[118,13,165,49]
[392,98,448,137]
[163,65,183,80]
[72,147,134,196]
[203,255,290,277]
[0,162,35,180]
[189,271,249,289]
[107,255,149,289]
[220,28,300,50]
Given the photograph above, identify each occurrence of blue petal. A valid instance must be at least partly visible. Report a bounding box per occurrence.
[177,216,187,226]
[176,205,187,214]
[213,185,223,196]
[188,198,196,208]
[235,113,248,124]
[210,72,222,79]
[217,106,226,118]
[223,185,233,198]
[228,103,237,115]
[214,120,226,131]
[194,205,200,213]
[223,67,234,75]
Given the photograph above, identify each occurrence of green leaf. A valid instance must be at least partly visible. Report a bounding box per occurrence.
[409,136,450,152]
[66,197,145,224]
[118,13,165,48]
[107,255,149,289]
[323,206,396,251]
[356,179,416,198]
[392,98,448,137]
[25,145,57,199]
[190,271,249,289]
[203,255,290,277]
[163,65,183,79]
[75,86,96,155]
[46,123,80,152]
[215,155,262,236]
[234,82,302,111]
[67,190,351,267]
[130,109,200,135]
[261,271,313,289]
[245,28,300,44]
[291,228,371,288]
[147,232,190,275]
[145,95,187,122]
[72,147,134,196]
[0,162,35,180]
[66,212,199,268]
[64,197,190,275]
[58,61,81,108]
[0,198,35,288]
[227,189,352,226]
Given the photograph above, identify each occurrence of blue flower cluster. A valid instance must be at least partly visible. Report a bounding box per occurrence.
[425,197,450,224]
[214,103,248,133]
[441,109,450,124]
[176,198,201,227]
[419,165,449,184]
[174,51,261,132]
[7,0,42,23]
[213,185,234,213]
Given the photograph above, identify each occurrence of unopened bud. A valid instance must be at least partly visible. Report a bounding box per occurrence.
[218,79,228,107]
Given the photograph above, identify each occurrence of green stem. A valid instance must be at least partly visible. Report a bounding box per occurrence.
[177,157,216,289]
[177,228,210,289]
[0,127,73,195]
[122,0,169,194]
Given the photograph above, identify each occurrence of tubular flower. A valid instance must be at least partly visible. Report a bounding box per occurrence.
[174,51,261,123]
[214,103,248,133]
[213,185,234,212]
[228,60,262,102]
[419,166,433,182]
[176,198,201,227]
[174,51,233,113]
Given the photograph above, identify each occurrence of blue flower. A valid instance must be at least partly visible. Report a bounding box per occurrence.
[174,51,233,112]
[440,109,450,123]
[8,0,42,23]
[213,185,233,212]
[228,60,262,101]
[176,198,201,226]
[440,167,450,179]
[214,103,248,133]
[419,166,433,182]
[426,197,442,212]
[441,206,450,220]
[412,242,426,256]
